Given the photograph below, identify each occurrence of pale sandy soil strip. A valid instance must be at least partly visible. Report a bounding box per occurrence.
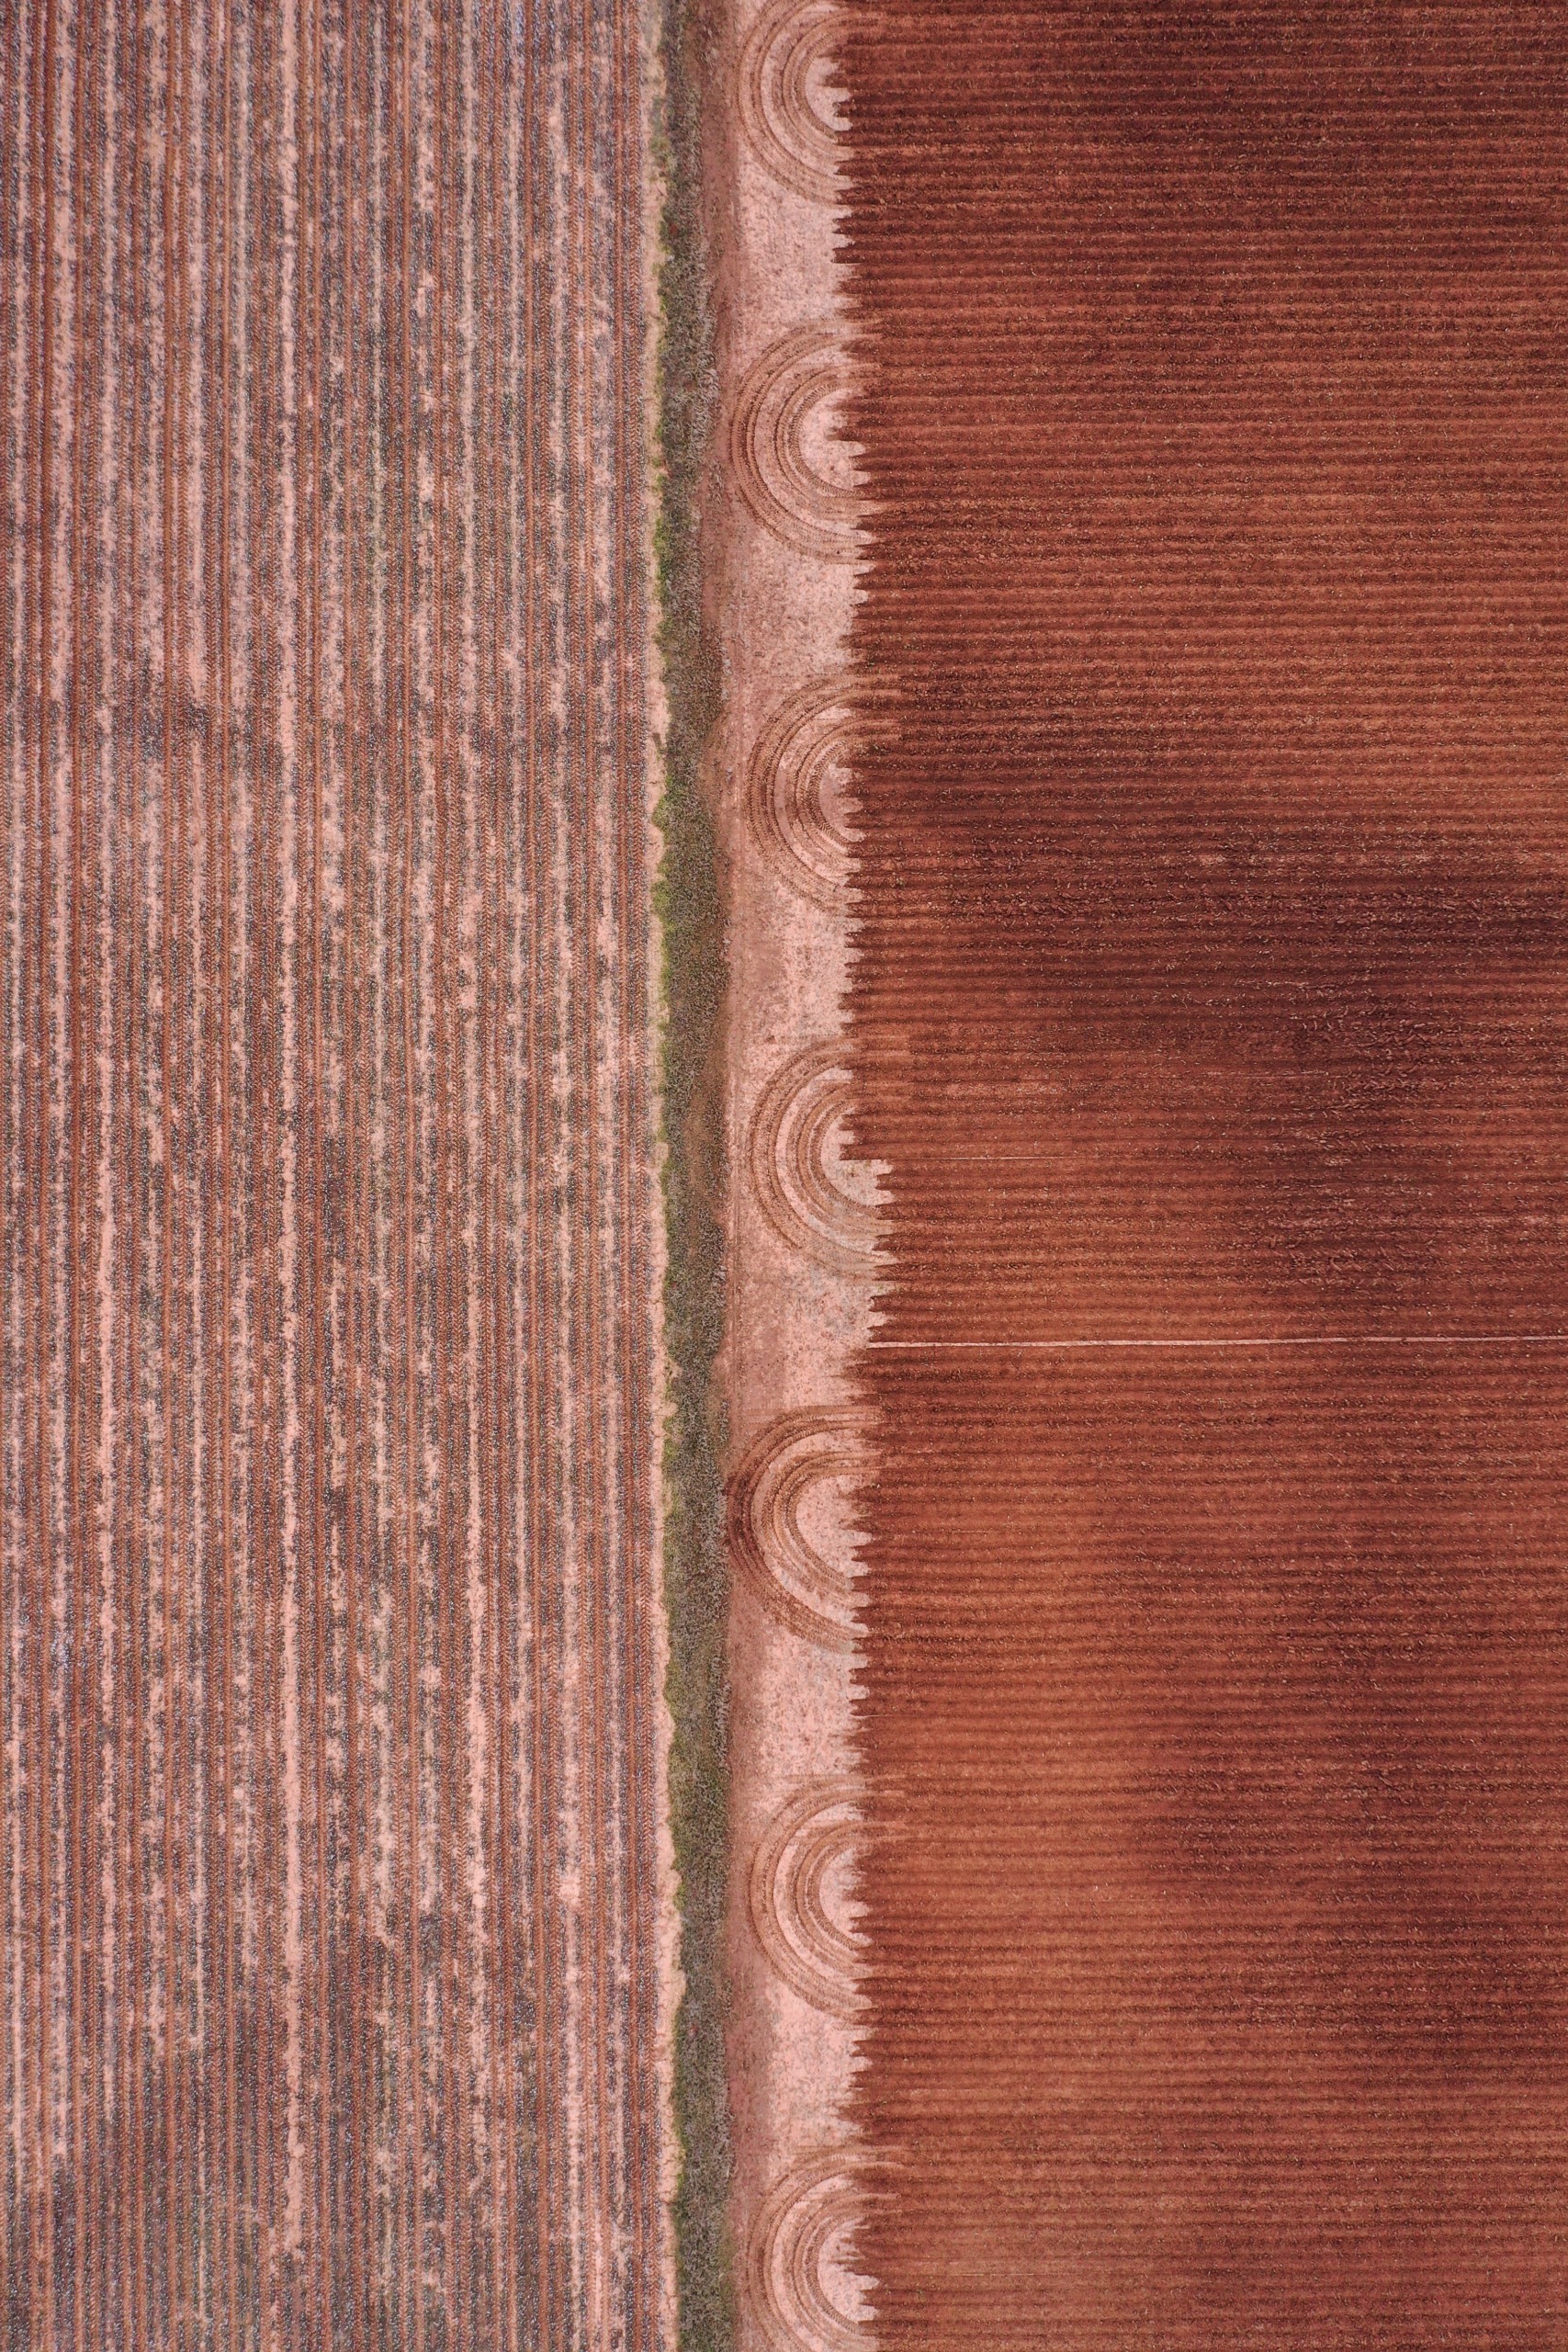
[714,3,875,2349]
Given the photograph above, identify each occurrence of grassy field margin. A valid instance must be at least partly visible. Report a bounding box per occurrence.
[653,0,732,2344]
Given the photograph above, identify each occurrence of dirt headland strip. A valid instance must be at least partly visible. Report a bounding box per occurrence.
[708,6,875,2352]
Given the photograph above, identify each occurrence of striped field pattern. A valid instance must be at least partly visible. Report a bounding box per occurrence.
[0,1,665,2345]
[837,8,1568,2346]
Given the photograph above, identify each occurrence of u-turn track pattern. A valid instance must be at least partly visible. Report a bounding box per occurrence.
[0,1,666,2346]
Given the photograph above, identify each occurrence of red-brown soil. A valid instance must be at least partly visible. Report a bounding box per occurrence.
[840,7,1568,2344]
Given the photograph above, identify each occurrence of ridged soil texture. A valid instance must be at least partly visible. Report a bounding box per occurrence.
[0,2,662,2346]
[837,8,1568,2346]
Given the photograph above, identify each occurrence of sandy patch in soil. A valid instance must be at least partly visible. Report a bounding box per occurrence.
[706,3,875,2346]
